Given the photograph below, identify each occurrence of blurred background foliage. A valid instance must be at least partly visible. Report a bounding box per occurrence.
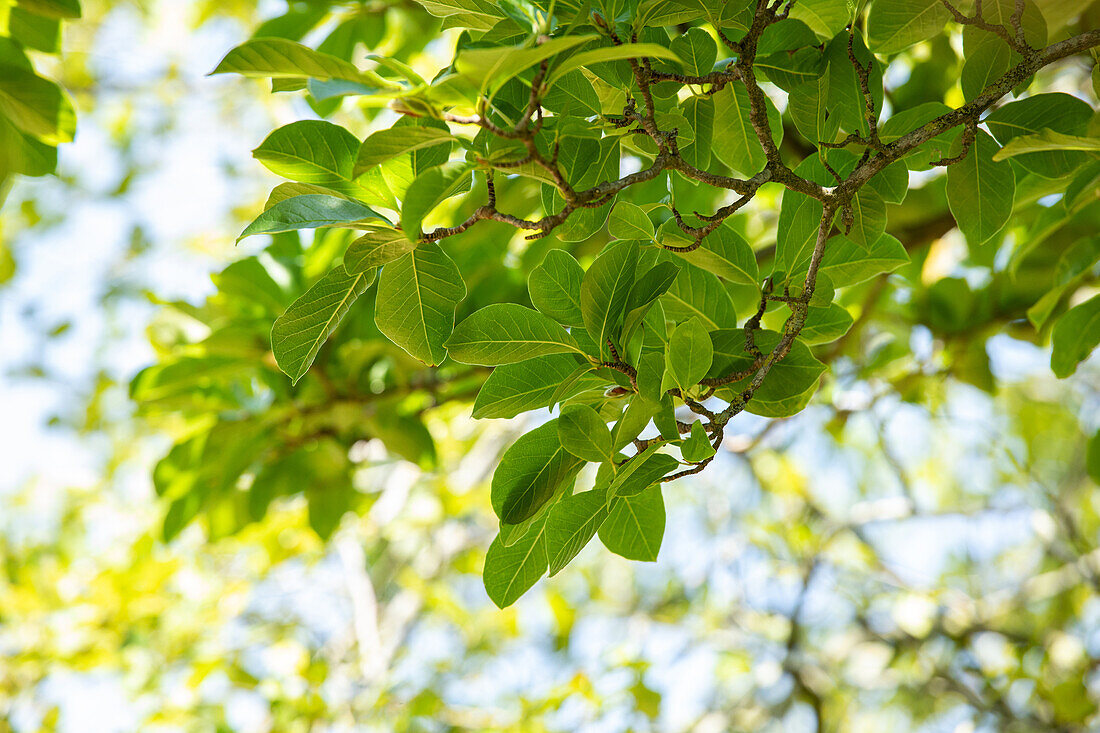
[1,0,1100,731]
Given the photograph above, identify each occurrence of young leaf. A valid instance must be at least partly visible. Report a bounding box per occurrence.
[558,404,613,463]
[680,420,715,462]
[375,243,466,365]
[666,317,713,394]
[984,93,1093,178]
[544,43,683,86]
[447,304,585,365]
[271,265,375,384]
[599,485,665,562]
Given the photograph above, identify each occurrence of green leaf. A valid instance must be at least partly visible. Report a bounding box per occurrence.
[680,420,715,462]
[456,35,596,96]
[548,363,600,410]
[666,317,713,394]
[817,232,910,285]
[355,126,457,176]
[447,303,584,365]
[993,130,1100,161]
[546,489,610,576]
[271,265,375,384]
[608,445,680,499]
[492,419,584,524]
[0,66,76,144]
[879,102,956,169]
[252,120,381,201]
[622,261,680,343]
[659,258,739,329]
[545,43,684,86]
[637,351,666,405]
[344,229,417,273]
[826,32,882,138]
[960,35,1013,100]
[867,0,950,54]
[13,0,81,19]
[712,83,782,176]
[946,129,1015,247]
[665,222,759,286]
[680,95,714,169]
[790,0,853,39]
[9,9,61,53]
[847,187,887,249]
[608,202,655,241]
[985,93,1094,178]
[375,244,467,365]
[788,72,837,145]
[558,404,613,463]
[612,397,659,451]
[581,241,639,360]
[237,194,385,241]
[529,249,586,327]
[799,303,854,344]
[411,0,505,31]
[400,161,474,238]
[484,514,549,608]
[873,160,910,204]
[1051,295,1100,378]
[543,70,602,117]
[599,485,665,562]
[669,27,716,76]
[709,329,825,417]
[211,38,377,83]
[1088,431,1100,485]
[473,354,591,419]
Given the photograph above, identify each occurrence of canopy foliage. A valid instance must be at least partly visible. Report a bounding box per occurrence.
[116,0,1100,606]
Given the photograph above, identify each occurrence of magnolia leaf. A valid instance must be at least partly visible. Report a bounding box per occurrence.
[447,304,584,365]
[271,265,375,384]
[375,243,466,365]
